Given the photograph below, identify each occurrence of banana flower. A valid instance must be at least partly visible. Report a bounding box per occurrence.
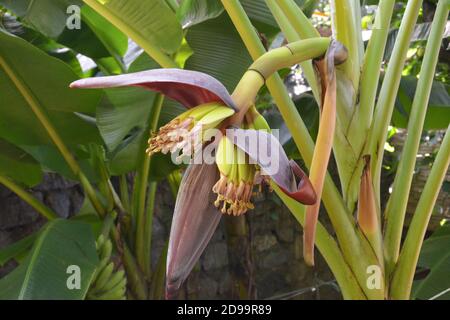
[71,68,317,298]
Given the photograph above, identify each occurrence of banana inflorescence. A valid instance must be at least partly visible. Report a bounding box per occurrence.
[87,235,127,300]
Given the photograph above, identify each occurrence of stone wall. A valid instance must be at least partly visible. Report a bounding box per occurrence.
[147,184,340,300]
[0,174,84,278]
[0,175,340,300]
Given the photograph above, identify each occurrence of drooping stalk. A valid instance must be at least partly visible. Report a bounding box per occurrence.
[366,0,423,196]
[383,0,449,274]
[248,38,330,79]
[0,175,58,221]
[230,37,330,120]
[390,124,450,300]
[82,0,178,69]
[273,184,367,300]
[222,0,383,299]
[134,94,164,275]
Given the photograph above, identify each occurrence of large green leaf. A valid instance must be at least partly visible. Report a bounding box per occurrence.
[177,0,316,38]
[1,1,128,64]
[0,219,98,300]
[83,0,183,55]
[0,12,86,77]
[392,76,450,130]
[97,86,155,152]
[0,29,102,147]
[413,224,450,300]
[185,14,252,91]
[0,139,42,186]
[176,0,224,28]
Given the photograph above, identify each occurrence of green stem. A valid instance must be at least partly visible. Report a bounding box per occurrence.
[383,0,449,275]
[366,0,423,197]
[108,180,126,213]
[135,94,164,275]
[231,38,330,117]
[119,174,131,213]
[222,0,383,299]
[330,0,362,91]
[274,184,367,299]
[0,175,58,220]
[123,241,149,299]
[356,0,395,136]
[276,0,320,39]
[79,173,106,216]
[149,242,168,300]
[143,181,157,279]
[82,0,178,68]
[0,54,105,217]
[266,0,321,101]
[390,124,450,300]
[101,210,118,237]
[249,38,330,79]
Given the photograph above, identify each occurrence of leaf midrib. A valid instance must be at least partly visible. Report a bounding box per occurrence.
[17,220,59,299]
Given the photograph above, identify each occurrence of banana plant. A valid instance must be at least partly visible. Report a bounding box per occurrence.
[219,0,450,300]
[0,0,448,301]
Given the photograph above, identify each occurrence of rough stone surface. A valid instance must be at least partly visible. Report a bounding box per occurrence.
[0,174,340,300]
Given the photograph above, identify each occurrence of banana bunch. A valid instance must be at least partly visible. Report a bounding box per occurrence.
[178,102,235,130]
[87,235,127,300]
[213,135,257,216]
